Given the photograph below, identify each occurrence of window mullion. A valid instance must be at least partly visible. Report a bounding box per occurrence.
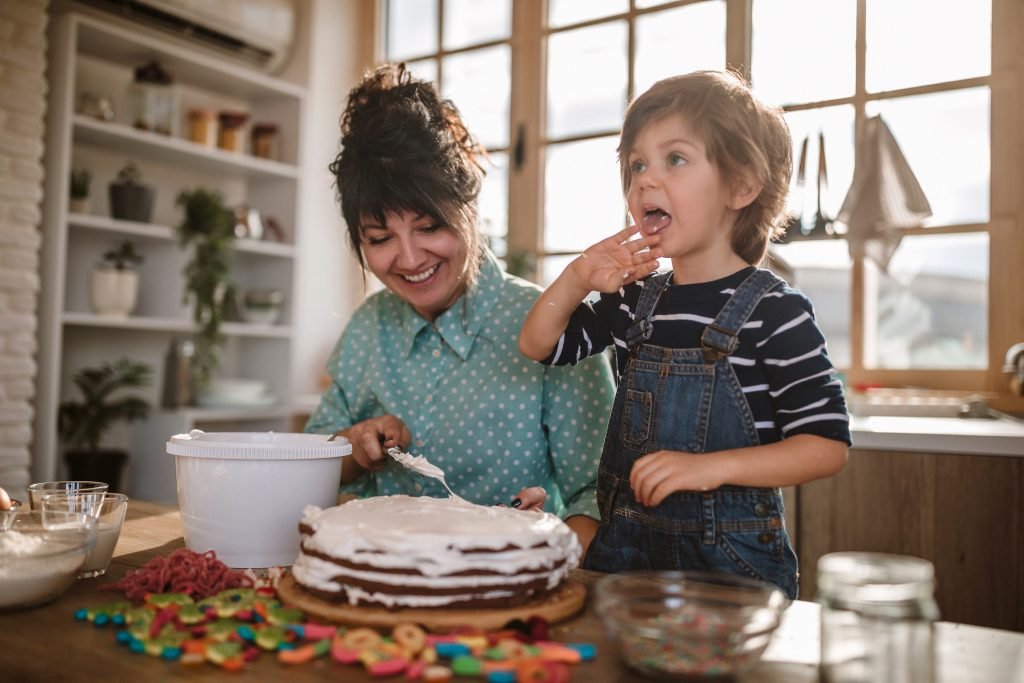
[725,0,752,78]
[507,0,546,281]
[849,0,868,375]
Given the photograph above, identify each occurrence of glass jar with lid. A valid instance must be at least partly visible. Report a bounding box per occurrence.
[818,552,939,683]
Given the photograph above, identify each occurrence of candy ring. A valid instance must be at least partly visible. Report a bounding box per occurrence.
[392,622,426,653]
[342,627,382,650]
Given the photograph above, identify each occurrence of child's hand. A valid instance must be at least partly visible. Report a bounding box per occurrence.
[629,450,724,506]
[568,225,661,294]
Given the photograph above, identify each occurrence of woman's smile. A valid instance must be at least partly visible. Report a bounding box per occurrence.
[361,210,469,322]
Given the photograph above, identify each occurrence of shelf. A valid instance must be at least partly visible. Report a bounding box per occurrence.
[74,116,299,180]
[171,407,296,422]
[68,213,296,257]
[63,312,293,338]
[74,14,306,101]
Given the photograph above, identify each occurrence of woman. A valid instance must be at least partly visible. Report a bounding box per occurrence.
[305,64,615,552]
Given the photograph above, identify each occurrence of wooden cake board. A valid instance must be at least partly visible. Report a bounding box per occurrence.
[277,573,586,632]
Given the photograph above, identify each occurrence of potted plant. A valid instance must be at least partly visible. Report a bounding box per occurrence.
[90,240,144,317]
[69,168,92,214]
[176,188,236,389]
[109,162,155,223]
[58,357,152,493]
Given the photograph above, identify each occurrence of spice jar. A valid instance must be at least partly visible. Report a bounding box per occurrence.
[818,552,939,683]
[217,111,249,153]
[250,123,280,160]
[187,109,217,148]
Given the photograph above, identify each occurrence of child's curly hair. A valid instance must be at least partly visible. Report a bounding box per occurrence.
[618,70,793,266]
[329,63,486,279]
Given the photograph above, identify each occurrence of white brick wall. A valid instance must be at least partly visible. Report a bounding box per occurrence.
[0,0,48,502]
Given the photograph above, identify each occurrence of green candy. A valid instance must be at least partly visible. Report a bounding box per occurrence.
[255,624,288,651]
[205,619,243,641]
[177,604,207,624]
[266,606,304,625]
[452,654,483,676]
[146,592,194,607]
[205,641,243,664]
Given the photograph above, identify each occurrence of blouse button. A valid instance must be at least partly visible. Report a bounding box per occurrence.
[432,349,441,358]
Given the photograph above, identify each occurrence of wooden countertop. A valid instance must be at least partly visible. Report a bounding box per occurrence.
[1,501,1022,682]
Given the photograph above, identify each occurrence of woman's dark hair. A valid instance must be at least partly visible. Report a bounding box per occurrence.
[329,63,485,279]
[618,70,793,266]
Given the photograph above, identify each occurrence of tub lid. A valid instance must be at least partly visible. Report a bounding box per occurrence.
[167,430,351,460]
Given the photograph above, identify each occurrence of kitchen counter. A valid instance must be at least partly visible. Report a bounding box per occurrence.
[2,501,1023,681]
[850,414,1024,457]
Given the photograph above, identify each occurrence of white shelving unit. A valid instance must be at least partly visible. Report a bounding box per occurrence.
[37,12,307,503]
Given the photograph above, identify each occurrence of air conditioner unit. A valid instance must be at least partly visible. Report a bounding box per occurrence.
[75,0,297,73]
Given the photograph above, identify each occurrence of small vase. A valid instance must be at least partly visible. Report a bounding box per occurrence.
[69,197,90,214]
[90,267,139,317]
[108,183,155,223]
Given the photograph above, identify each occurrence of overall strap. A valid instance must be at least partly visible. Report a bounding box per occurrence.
[701,269,785,363]
[624,271,673,354]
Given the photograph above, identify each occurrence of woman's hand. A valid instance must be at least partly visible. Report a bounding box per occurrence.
[567,225,661,294]
[344,415,412,473]
[509,486,547,511]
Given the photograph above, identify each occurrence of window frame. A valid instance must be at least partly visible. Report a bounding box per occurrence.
[366,0,1024,407]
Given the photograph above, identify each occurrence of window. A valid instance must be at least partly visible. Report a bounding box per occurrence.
[376,0,1020,396]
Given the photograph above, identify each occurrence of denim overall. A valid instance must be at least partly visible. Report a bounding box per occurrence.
[583,269,799,599]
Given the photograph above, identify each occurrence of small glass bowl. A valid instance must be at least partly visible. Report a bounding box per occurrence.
[0,510,97,610]
[594,571,788,679]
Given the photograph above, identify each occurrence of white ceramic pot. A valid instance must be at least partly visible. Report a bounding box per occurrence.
[90,267,138,317]
[69,197,90,214]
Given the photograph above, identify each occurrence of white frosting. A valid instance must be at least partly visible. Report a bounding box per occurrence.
[387,447,462,500]
[292,495,581,608]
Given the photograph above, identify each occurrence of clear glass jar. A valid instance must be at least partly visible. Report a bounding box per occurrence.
[818,552,939,683]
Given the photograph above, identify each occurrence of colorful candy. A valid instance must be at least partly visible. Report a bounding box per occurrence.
[75,588,598,678]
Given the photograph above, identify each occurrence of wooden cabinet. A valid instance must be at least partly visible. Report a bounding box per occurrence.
[796,448,1023,631]
[36,13,307,501]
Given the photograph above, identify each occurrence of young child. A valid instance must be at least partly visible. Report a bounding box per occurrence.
[518,70,850,598]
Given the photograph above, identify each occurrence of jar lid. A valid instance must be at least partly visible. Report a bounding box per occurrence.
[818,552,935,605]
[167,429,351,461]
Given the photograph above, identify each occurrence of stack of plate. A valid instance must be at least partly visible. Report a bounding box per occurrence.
[197,378,275,408]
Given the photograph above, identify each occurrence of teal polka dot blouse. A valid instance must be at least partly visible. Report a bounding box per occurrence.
[305,250,616,521]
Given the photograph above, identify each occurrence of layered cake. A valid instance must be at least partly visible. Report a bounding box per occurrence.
[290,495,582,609]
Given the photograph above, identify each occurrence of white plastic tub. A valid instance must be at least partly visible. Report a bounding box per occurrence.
[167,430,350,568]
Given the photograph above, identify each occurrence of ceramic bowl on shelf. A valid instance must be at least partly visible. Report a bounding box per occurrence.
[241,288,284,325]
[0,510,98,610]
[595,571,787,678]
[197,378,274,408]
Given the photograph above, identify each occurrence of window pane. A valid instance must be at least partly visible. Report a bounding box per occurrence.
[867,88,989,226]
[547,22,628,138]
[634,2,726,96]
[751,0,855,106]
[866,0,990,92]
[769,241,852,368]
[479,151,509,257]
[442,46,511,149]
[405,58,438,84]
[544,136,625,252]
[783,105,855,236]
[443,0,511,51]
[865,233,988,369]
[541,254,577,287]
[548,0,627,29]
[386,0,437,61]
